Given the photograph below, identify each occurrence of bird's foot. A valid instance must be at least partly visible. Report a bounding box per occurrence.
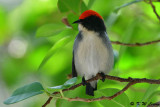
[99,72,106,82]
[82,77,87,86]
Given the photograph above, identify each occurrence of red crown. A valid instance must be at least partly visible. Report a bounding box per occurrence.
[79,10,103,20]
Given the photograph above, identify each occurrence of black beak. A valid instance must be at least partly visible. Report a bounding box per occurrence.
[72,19,82,24]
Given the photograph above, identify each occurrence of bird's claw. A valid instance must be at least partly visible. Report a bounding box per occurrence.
[99,72,106,82]
[82,77,87,86]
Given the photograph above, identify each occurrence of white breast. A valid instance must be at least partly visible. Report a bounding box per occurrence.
[74,25,114,80]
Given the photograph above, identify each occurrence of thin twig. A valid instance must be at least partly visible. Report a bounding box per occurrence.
[111,40,160,46]
[42,97,53,107]
[67,81,136,102]
[42,74,160,107]
[148,0,160,21]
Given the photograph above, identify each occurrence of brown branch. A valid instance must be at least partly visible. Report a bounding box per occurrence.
[148,0,160,21]
[111,40,160,46]
[67,82,135,102]
[67,78,160,102]
[42,74,160,107]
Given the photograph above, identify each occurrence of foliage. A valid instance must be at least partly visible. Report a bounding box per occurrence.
[0,0,160,107]
[47,77,77,92]
[4,78,77,105]
[4,82,44,104]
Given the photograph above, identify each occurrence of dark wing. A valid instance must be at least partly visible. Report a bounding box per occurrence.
[72,32,82,77]
[72,51,77,77]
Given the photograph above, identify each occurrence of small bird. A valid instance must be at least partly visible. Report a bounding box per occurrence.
[72,10,114,96]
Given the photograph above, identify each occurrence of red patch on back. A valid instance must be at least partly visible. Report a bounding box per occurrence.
[79,10,103,20]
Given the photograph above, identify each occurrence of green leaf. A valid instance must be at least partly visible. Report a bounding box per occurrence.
[141,84,159,102]
[58,0,87,14]
[4,82,44,105]
[114,0,143,12]
[55,98,61,107]
[147,91,160,103]
[137,84,160,107]
[95,88,130,107]
[36,23,66,37]
[47,85,65,93]
[67,14,79,30]
[87,0,95,8]
[47,77,77,93]
[58,0,70,13]
[63,77,77,87]
[47,29,76,43]
[80,1,88,13]
[38,36,72,70]
[105,12,120,28]
[119,20,137,58]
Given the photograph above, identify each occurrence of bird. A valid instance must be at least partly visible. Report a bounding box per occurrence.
[72,10,114,96]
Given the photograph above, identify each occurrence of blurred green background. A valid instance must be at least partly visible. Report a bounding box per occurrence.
[0,0,160,107]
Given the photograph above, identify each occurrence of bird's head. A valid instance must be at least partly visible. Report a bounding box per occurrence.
[73,10,106,32]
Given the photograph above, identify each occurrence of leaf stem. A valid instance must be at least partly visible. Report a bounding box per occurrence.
[60,90,64,98]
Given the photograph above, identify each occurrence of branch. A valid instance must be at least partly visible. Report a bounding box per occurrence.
[67,82,135,102]
[111,40,160,47]
[148,0,160,21]
[42,74,160,107]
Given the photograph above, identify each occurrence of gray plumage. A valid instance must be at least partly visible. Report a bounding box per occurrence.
[72,24,114,95]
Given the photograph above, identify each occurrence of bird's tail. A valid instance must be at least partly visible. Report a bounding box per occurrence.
[86,81,97,96]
